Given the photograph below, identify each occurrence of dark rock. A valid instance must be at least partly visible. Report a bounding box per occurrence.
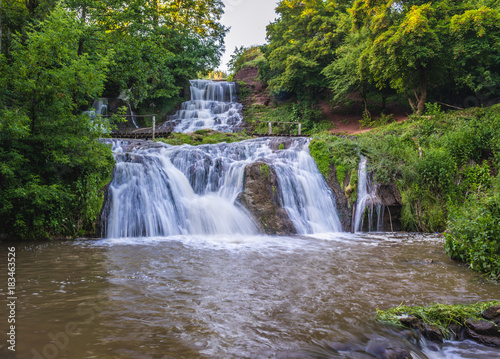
[467,327,500,347]
[325,165,352,232]
[383,348,412,359]
[399,316,424,331]
[376,183,403,232]
[365,338,411,359]
[237,162,297,235]
[400,329,420,344]
[482,305,500,325]
[447,323,468,341]
[366,338,391,357]
[466,320,500,337]
[98,181,112,238]
[376,183,402,206]
[424,325,444,343]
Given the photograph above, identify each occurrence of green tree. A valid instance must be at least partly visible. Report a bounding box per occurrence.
[0,6,114,239]
[265,0,349,100]
[366,4,449,114]
[450,7,500,95]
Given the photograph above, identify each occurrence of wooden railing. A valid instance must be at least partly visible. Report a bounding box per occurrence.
[255,121,303,136]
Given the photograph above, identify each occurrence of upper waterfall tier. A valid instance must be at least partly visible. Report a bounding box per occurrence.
[167,80,244,133]
[102,138,343,238]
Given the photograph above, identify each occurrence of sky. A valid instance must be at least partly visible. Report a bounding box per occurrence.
[219,0,279,72]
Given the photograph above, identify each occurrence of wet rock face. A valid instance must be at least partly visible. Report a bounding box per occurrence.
[326,165,352,232]
[237,162,297,235]
[376,183,403,232]
[376,184,402,206]
[482,305,500,325]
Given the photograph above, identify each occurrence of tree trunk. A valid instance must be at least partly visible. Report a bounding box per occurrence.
[407,92,417,113]
[361,85,371,118]
[417,81,427,115]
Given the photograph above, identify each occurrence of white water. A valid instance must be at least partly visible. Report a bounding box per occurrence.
[84,99,108,118]
[103,138,342,238]
[354,156,384,232]
[165,80,243,133]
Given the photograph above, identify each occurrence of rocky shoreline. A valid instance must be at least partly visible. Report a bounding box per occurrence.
[398,304,500,347]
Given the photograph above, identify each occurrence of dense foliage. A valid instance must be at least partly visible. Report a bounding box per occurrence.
[233,0,500,116]
[0,1,226,240]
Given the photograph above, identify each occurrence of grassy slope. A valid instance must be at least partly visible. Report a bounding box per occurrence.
[311,105,500,278]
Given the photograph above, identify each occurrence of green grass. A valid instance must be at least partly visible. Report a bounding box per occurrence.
[156,130,253,146]
[243,102,333,135]
[260,163,270,180]
[376,301,500,339]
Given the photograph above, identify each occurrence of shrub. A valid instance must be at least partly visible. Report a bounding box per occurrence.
[445,182,500,279]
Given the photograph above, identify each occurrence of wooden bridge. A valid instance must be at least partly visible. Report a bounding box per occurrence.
[109,117,309,139]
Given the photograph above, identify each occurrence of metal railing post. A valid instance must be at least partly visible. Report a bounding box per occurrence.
[298,123,302,135]
[268,122,272,135]
[152,115,156,141]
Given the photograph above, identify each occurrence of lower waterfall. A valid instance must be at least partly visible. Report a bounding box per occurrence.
[102,138,343,238]
[353,156,385,232]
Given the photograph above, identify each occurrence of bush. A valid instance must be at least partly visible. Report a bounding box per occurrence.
[445,182,500,279]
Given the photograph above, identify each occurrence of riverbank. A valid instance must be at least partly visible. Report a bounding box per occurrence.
[307,105,500,278]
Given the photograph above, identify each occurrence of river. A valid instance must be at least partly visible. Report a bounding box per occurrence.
[1,233,499,358]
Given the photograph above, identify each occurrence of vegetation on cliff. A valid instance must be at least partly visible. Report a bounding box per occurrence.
[309,105,500,278]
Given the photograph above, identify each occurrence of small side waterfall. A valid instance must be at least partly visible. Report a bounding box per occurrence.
[166,80,243,133]
[84,99,108,118]
[353,156,385,232]
[102,138,342,238]
[129,105,139,129]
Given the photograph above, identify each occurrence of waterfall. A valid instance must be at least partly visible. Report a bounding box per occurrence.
[353,156,385,232]
[165,80,243,133]
[129,105,139,129]
[84,99,108,118]
[102,138,342,238]
[93,99,108,116]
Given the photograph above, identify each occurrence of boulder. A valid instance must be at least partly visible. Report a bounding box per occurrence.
[482,305,500,325]
[424,325,444,343]
[465,319,500,346]
[326,165,352,232]
[237,162,297,235]
[365,338,411,359]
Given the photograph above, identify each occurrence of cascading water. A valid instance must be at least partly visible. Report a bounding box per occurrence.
[102,138,342,238]
[129,105,139,129]
[353,155,385,232]
[92,99,108,116]
[164,80,243,133]
[84,99,108,118]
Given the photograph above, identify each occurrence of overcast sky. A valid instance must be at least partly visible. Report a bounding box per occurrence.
[219,0,279,71]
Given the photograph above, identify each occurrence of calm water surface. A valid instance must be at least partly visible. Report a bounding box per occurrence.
[1,233,499,359]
